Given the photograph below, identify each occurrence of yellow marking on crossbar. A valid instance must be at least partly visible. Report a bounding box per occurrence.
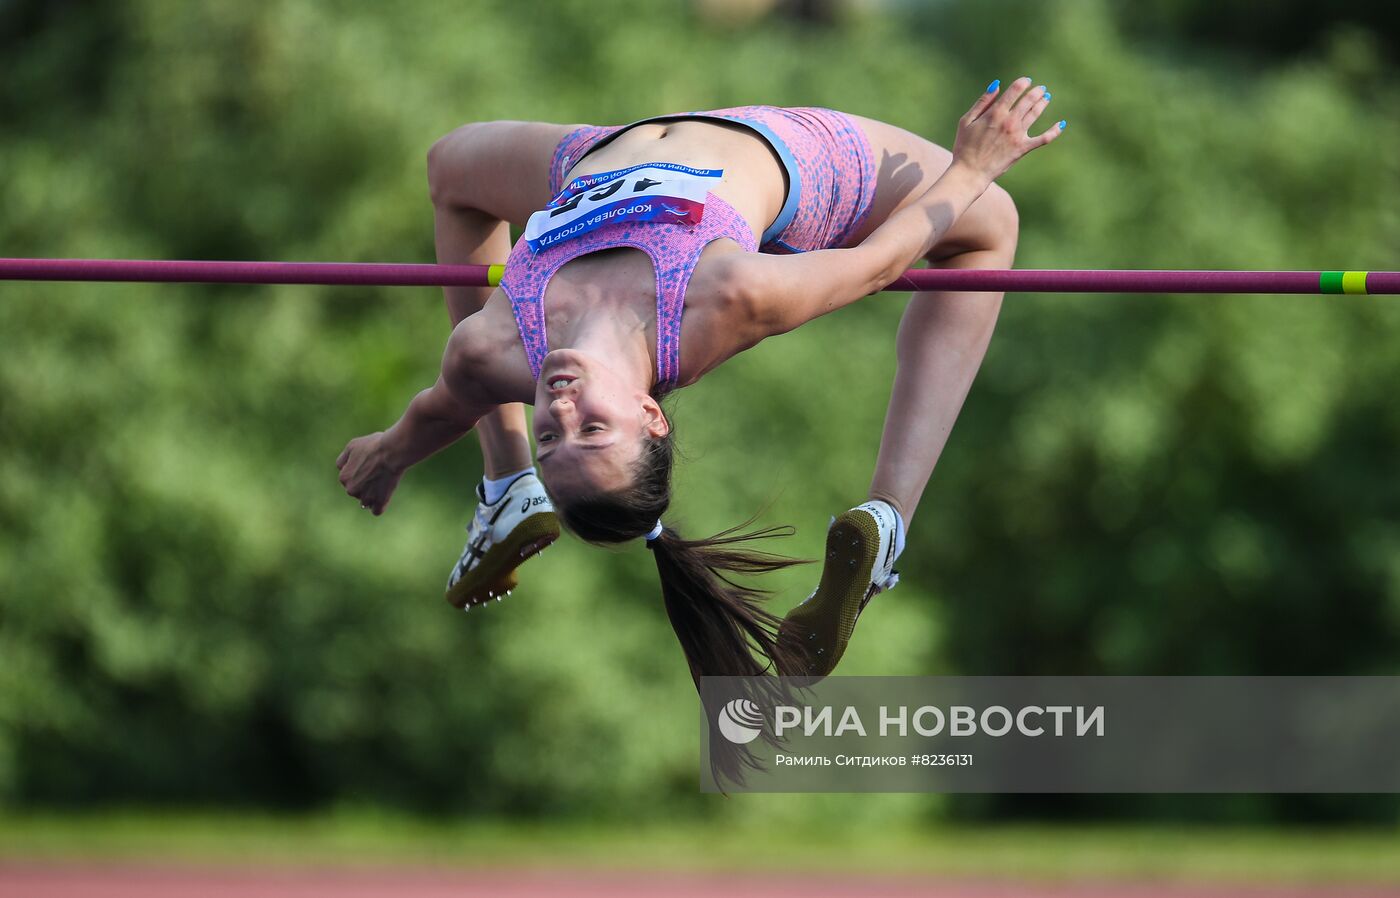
[1341,271,1369,294]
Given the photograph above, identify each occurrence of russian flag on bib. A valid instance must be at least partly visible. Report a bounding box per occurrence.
[523,163,723,253]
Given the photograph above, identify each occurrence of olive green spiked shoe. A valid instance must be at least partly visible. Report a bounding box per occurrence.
[779,500,900,676]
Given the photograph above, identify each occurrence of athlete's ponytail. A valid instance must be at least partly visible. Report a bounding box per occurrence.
[645,521,807,681]
[554,430,807,784]
[555,431,807,686]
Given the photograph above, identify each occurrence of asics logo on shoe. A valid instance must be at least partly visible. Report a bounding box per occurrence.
[520,495,549,514]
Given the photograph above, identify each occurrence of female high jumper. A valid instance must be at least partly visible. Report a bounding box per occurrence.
[336,78,1061,682]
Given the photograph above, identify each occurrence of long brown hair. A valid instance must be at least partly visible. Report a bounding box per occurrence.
[552,424,808,782]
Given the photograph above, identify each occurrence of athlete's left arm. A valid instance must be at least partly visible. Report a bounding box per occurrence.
[336,321,504,515]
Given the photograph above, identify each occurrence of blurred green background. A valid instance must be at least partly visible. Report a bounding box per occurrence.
[2,0,1400,871]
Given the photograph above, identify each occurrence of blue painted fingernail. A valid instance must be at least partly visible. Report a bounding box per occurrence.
[1058,120,1067,129]
[986,79,1000,93]
[1044,91,1052,101]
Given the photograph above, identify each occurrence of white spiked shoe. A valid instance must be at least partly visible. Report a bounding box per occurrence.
[445,472,559,611]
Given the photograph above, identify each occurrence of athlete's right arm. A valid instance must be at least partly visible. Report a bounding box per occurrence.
[726,78,1060,339]
[721,163,992,338]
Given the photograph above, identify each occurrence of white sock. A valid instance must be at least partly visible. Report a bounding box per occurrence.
[481,466,535,505]
[891,507,907,561]
[855,499,908,562]
[874,500,907,561]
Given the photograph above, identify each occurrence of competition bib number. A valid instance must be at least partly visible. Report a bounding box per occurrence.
[523,162,723,253]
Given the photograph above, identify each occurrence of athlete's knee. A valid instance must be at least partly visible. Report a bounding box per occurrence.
[443,319,493,387]
[427,122,493,207]
[982,183,1019,244]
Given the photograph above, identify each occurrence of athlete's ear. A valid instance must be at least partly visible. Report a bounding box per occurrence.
[641,395,670,439]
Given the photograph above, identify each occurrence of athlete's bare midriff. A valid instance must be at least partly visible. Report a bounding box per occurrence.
[513,117,795,387]
[559,118,790,246]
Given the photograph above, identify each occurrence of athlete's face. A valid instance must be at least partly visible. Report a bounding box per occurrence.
[532,349,669,499]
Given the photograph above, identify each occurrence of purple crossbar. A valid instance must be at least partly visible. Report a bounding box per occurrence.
[1,258,1397,294]
[0,258,481,287]
[887,269,1399,294]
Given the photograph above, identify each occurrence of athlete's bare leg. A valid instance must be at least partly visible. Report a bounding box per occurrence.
[427,120,577,609]
[427,120,576,476]
[845,115,1019,529]
[778,115,1018,674]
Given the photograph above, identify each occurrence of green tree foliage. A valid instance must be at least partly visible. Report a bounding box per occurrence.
[1,0,1397,822]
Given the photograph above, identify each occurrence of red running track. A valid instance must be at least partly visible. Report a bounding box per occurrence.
[2,866,1397,898]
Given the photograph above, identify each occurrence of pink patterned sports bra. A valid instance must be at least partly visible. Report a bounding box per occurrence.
[500,177,758,392]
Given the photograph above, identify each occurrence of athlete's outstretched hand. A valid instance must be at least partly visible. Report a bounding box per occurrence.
[337,431,404,516]
[952,76,1064,183]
